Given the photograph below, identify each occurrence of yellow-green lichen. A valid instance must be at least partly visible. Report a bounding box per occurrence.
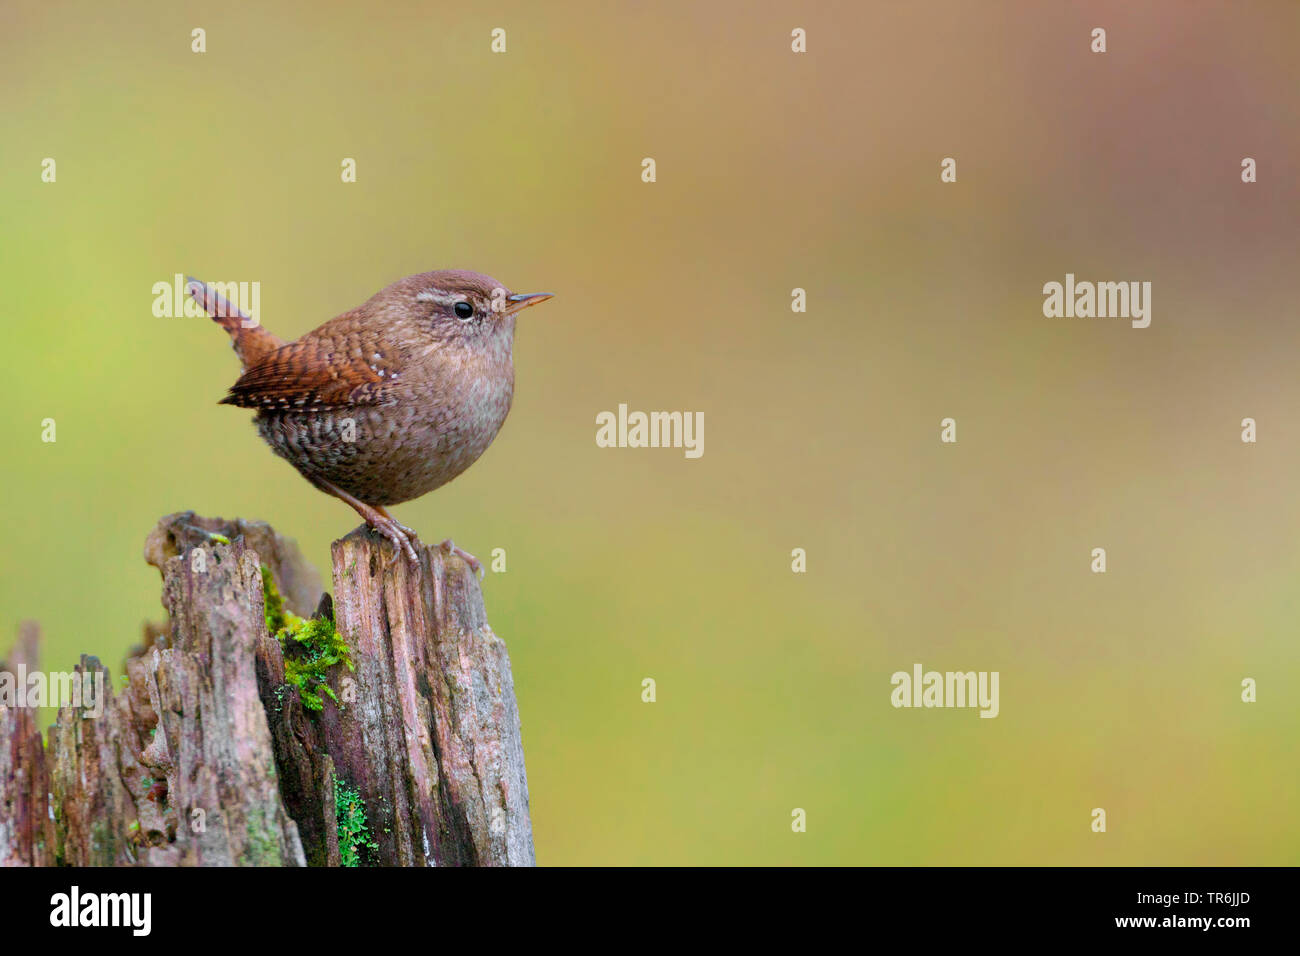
[241,805,281,866]
[261,565,354,712]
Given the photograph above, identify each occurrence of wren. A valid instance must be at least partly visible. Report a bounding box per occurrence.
[187,271,552,567]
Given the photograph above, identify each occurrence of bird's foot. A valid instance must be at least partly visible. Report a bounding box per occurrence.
[310,481,423,567]
[371,516,421,565]
[439,539,483,578]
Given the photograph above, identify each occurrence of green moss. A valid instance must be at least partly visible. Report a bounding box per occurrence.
[283,617,353,711]
[334,775,378,867]
[261,563,297,635]
[261,565,353,712]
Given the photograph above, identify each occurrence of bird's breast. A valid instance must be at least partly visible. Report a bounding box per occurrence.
[256,356,515,506]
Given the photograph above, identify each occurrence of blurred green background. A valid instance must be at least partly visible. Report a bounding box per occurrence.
[2,0,1298,864]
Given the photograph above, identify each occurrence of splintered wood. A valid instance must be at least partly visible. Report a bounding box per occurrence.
[0,512,534,867]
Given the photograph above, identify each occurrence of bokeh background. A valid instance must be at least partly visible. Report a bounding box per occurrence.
[2,0,1297,865]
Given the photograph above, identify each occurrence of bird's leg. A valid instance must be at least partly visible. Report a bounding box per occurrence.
[313,479,420,564]
[311,480,479,576]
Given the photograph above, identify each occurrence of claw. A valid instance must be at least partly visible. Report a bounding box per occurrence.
[439,539,483,578]
[372,517,421,565]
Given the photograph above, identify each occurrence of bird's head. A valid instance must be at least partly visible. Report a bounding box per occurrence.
[370,270,552,353]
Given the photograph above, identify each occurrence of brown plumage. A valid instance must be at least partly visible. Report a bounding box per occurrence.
[188,271,552,566]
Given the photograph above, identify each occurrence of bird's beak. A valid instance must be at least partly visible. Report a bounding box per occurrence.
[504,292,554,315]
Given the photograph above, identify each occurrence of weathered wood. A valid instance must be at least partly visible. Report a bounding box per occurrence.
[144,510,323,618]
[139,534,308,865]
[0,513,534,867]
[322,530,535,866]
[0,622,54,866]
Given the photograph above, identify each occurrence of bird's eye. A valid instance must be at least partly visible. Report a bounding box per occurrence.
[454,301,474,320]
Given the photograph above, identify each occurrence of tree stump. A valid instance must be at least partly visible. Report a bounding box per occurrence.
[0,512,534,867]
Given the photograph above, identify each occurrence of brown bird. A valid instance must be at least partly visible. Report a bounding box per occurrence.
[187,271,552,568]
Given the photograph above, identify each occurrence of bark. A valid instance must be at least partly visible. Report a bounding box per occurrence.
[0,622,53,866]
[322,529,535,866]
[0,512,534,867]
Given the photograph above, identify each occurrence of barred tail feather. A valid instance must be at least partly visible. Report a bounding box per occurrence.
[186,276,284,369]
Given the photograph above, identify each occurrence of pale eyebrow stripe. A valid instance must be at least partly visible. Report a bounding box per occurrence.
[416,289,463,305]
